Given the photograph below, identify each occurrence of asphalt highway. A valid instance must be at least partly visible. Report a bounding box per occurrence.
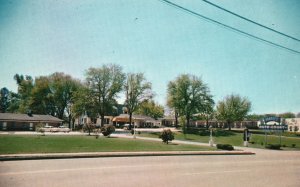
[1,149,299,187]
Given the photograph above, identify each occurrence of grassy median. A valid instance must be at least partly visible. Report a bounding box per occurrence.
[0,135,215,154]
[139,131,300,150]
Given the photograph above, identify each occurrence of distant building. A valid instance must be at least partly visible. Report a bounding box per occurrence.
[112,114,161,128]
[74,114,113,128]
[285,118,300,132]
[0,113,63,131]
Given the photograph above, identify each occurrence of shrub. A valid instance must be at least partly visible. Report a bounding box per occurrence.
[265,144,281,150]
[159,129,174,144]
[216,144,234,150]
[291,144,296,148]
[213,130,235,137]
[83,123,96,135]
[101,125,115,137]
[199,130,210,136]
[35,123,45,136]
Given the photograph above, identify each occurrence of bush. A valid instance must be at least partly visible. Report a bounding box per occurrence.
[101,125,115,137]
[199,130,210,136]
[265,144,281,150]
[216,144,234,150]
[159,129,174,144]
[291,144,296,148]
[213,130,235,137]
[83,123,96,135]
[35,123,45,136]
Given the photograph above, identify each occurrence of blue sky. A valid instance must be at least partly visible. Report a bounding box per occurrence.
[0,0,300,114]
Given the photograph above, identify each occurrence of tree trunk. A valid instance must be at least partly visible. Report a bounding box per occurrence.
[175,110,178,128]
[187,116,190,130]
[129,112,132,130]
[101,114,105,127]
[206,117,209,130]
[185,116,190,134]
[88,124,91,136]
[228,121,231,131]
[68,114,72,129]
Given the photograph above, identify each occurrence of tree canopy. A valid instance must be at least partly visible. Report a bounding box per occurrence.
[167,74,214,133]
[135,100,164,119]
[216,94,251,130]
[124,73,152,129]
[0,87,10,113]
[83,64,125,126]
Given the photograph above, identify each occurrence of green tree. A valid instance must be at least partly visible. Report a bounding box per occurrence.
[29,76,54,115]
[49,72,82,127]
[246,114,264,121]
[28,73,82,128]
[124,73,152,129]
[72,86,99,127]
[278,112,295,119]
[84,64,125,126]
[216,94,251,131]
[13,74,34,113]
[0,87,10,113]
[135,100,164,119]
[167,74,214,133]
[167,97,179,128]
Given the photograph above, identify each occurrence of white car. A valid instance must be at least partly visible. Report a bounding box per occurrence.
[58,126,71,133]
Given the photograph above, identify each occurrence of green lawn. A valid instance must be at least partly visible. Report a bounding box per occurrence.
[139,131,300,150]
[0,135,215,154]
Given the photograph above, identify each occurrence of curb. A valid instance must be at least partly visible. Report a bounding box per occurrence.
[0,151,255,161]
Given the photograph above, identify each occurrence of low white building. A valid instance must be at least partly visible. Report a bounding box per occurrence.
[285,118,300,132]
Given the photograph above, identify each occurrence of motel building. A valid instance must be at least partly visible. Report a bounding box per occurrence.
[285,118,300,132]
[74,113,161,129]
[0,113,63,131]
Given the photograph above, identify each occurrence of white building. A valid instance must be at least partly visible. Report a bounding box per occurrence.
[285,118,300,132]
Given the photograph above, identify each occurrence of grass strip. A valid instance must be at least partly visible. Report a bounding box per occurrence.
[0,135,215,154]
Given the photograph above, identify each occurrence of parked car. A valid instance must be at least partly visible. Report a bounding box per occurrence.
[123,124,130,130]
[58,126,71,133]
[42,125,53,132]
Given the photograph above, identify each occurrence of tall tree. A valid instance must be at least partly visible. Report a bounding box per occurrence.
[216,94,251,130]
[167,96,179,128]
[124,73,152,129]
[199,100,215,129]
[167,74,214,133]
[135,100,164,119]
[6,91,20,113]
[28,73,82,127]
[13,74,34,113]
[0,87,10,112]
[85,64,125,126]
[49,73,82,127]
[29,76,54,115]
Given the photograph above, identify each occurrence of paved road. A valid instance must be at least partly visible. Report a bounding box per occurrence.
[1,150,299,187]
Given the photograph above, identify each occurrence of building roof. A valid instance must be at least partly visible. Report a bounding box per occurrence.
[112,114,155,122]
[0,113,63,123]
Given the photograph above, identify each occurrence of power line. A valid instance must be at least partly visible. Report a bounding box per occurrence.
[202,0,300,42]
[158,0,300,55]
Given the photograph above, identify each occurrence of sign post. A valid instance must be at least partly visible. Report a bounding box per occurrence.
[259,116,287,147]
[209,125,214,147]
[243,128,249,147]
